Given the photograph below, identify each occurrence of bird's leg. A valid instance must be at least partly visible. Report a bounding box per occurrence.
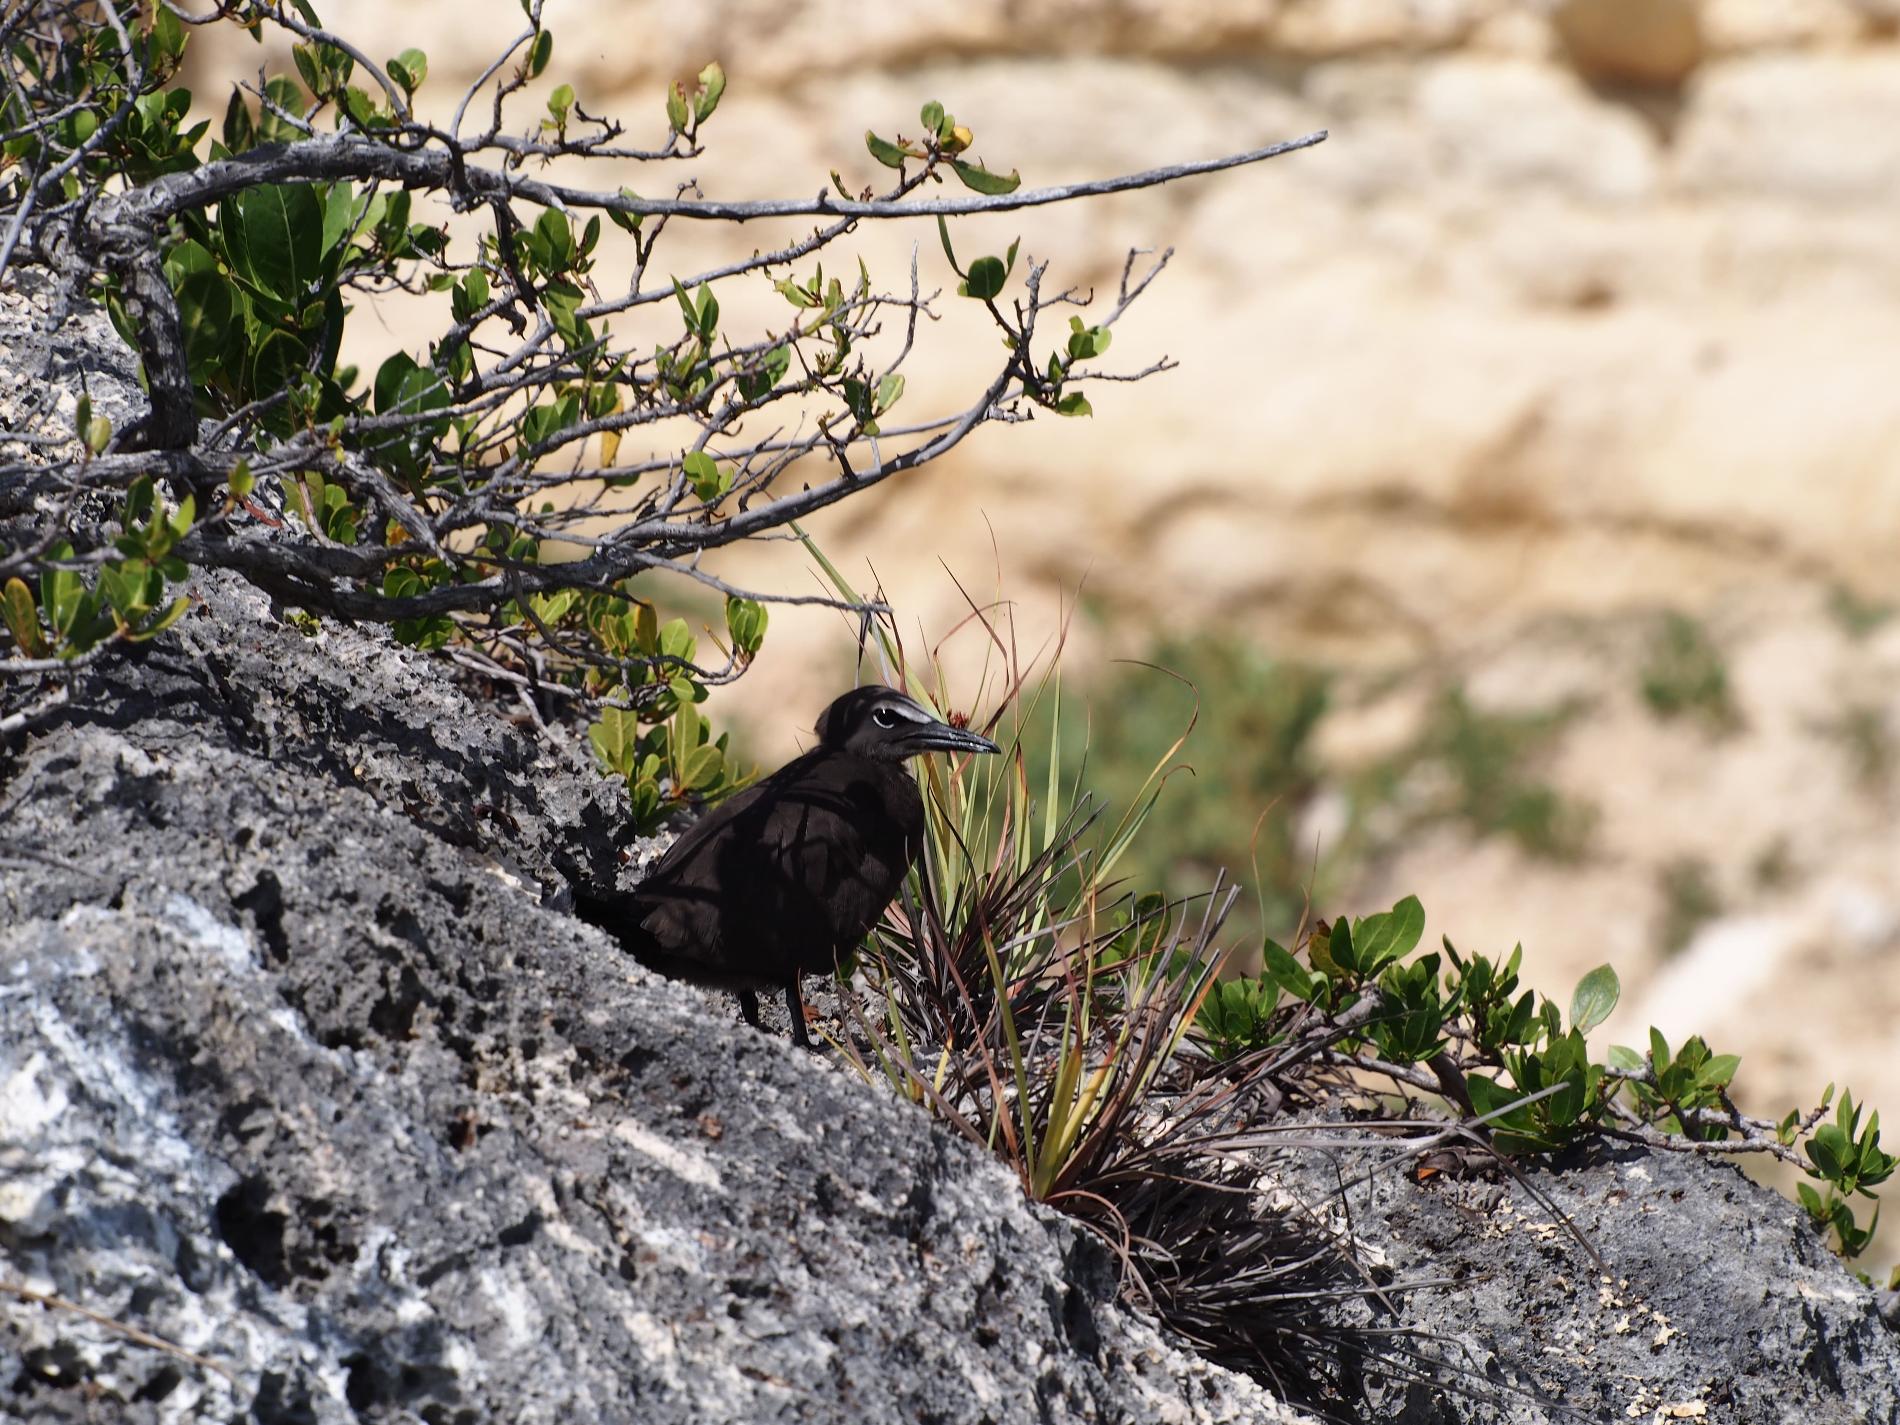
[737,989,761,1029]
[784,977,812,1049]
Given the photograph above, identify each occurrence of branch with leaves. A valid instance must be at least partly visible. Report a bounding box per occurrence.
[0,0,1321,828]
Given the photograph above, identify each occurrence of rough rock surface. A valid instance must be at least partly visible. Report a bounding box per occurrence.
[0,573,1307,1425]
[1270,1134,1900,1422]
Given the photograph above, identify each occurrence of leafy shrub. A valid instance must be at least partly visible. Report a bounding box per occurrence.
[0,1,1321,811]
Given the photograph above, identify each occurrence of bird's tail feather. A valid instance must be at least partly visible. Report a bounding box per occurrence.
[569,884,743,988]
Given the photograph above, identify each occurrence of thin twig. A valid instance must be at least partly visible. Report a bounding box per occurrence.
[0,1280,241,1387]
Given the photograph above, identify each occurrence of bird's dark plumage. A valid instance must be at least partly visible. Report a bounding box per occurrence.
[577,686,999,1044]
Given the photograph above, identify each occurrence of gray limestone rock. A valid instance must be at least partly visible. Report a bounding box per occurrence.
[0,572,1304,1425]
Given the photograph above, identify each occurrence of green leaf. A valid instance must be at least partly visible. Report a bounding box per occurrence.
[1808,1130,1845,1180]
[666,81,689,134]
[920,101,945,134]
[1261,940,1316,1002]
[320,182,354,258]
[2,577,45,658]
[608,186,643,234]
[1353,895,1425,975]
[1067,316,1112,361]
[864,130,908,170]
[589,705,640,778]
[949,159,1021,195]
[222,88,256,152]
[682,450,727,501]
[874,372,905,413]
[1054,392,1092,417]
[527,30,553,78]
[248,330,309,407]
[725,596,768,655]
[1649,1027,1672,1070]
[737,343,791,403]
[1568,963,1621,1034]
[40,543,81,636]
[388,47,427,94]
[694,61,725,123]
[935,215,962,276]
[671,276,699,332]
[169,494,196,544]
[373,353,448,421]
[171,268,238,384]
[339,86,382,130]
[98,559,150,622]
[680,741,724,789]
[222,183,324,304]
[256,76,309,147]
[535,206,573,268]
[293,44,324,98]
[961,256,1006,301]
[658,617,695,662]
[1606,1043,1644,1072]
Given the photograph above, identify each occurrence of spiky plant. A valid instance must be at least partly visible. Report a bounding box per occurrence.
[797,539,1507,1413]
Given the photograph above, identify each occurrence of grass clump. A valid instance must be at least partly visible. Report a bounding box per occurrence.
[1640,612,1741,732]
[1385,686,1594,860]
[1655,856,1722,959]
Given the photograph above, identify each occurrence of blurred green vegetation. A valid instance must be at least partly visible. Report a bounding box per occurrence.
[1382,687,1594,860]
[1025,637,1336,942]
[1014,632,1595,954]
[1640,612,1740,733]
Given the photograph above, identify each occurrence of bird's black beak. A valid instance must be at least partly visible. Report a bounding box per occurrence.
[901,721,1001,758]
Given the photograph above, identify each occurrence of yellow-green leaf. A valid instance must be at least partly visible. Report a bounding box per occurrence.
[694,61,725,123]
[950,159,1019,195]
[864,130,908,170]
[2,577,46,658]
[589,705,640,778]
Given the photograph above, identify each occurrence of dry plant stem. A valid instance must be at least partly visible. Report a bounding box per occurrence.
[0,1279,240,1388]
[0,684,69,731]
[61,129,1328,235]
[1262,993,1388,1079]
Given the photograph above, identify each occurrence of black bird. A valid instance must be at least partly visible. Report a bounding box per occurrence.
[578,686,1000,1045]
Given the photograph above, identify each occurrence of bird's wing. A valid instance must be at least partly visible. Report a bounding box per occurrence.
[623,752,918,984]
[636,772,782,882]
[751,765,917,951]
[619,754,824,984]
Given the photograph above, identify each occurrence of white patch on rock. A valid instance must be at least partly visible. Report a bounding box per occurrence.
[165,892,258,974]
[612,1120,726,1192]
[0,1050,69,1135]
[479,1264,543,1348]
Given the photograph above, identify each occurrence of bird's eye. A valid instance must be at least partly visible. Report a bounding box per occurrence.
[872,706,898,728]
